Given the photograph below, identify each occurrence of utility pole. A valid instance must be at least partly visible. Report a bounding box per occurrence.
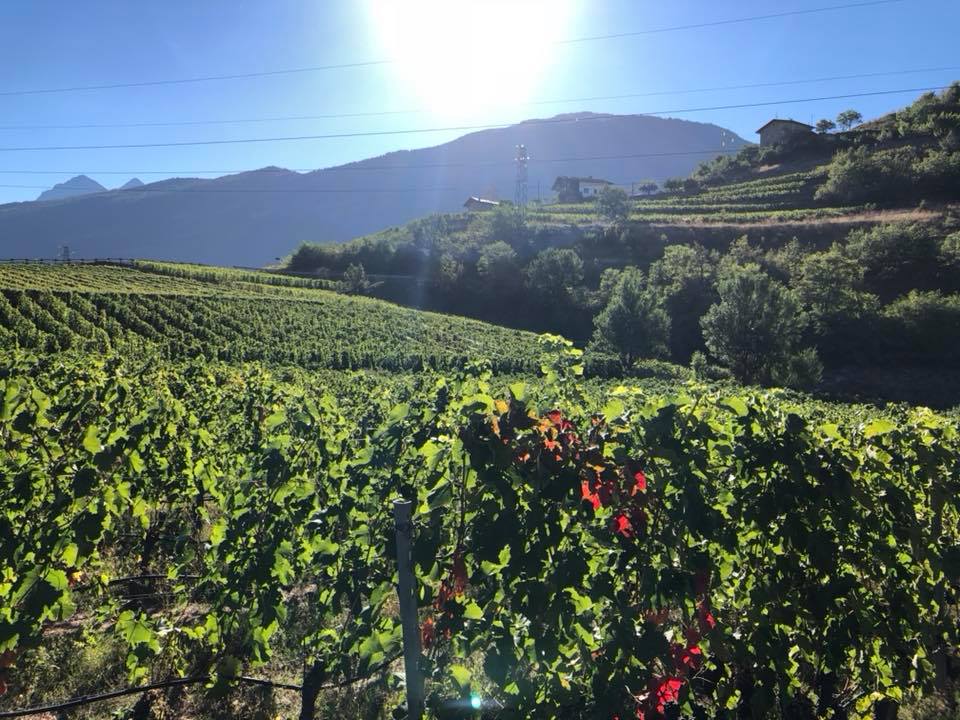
[514,144,528,218]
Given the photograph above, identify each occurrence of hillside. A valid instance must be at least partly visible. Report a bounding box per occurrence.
[285,85,960,406]
[0,114,745,265]
[0,261,543,373]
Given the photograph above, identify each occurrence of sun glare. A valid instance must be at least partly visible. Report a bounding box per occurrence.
[367,0,574,119]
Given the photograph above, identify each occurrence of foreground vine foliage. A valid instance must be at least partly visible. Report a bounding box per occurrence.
[1,340,958,718]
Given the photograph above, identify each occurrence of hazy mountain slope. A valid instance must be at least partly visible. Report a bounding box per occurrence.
[0,113,746,265]
[119,178,144,190]
[35,174,106,202]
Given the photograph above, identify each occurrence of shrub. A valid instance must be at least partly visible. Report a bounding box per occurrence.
[844,223,942,299]
[880,290,960,362]
[773,346,823,389]
[815,146,917,204]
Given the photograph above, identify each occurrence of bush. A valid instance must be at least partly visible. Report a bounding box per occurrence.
[844,223,943,299]
[880,290,960,362]
[773,346,823,389]
[913,148,960,193]
[942,231,960,272]
[815,146,917,204]
[689,350,732,381]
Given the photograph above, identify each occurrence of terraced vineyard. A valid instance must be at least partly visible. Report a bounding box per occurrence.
[527,169,855,226]
[0,262,540,372]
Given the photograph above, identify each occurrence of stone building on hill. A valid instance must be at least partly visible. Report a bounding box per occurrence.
[756,119,814,147]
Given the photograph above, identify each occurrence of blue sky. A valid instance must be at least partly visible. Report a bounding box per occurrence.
[0,0,957,204]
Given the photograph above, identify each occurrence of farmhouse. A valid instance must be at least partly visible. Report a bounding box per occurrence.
[552,176,614,202]
[756,119,814,147]
[463,196,500,211]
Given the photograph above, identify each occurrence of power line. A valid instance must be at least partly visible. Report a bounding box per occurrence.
[1,65,954,132]
[0,86,945,153]
[0,148,748,178]
[0,183,463,193]
[555,0,905,43]
[0,0,907,98]
[0,149,746,192]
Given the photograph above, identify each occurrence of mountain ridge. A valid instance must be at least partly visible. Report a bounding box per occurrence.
[1,112,748,265]
[36,174,106,202]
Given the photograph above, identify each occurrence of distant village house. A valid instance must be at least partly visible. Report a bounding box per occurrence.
[551,176,614,203]
[756,119,814,147]
[463,196,500,211]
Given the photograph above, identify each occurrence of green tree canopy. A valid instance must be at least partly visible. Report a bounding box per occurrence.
[342,262,368,294]
[700,264,818,386]
[794,246,878,322]
[524,248,584,298]
[836,109,863,131]
[590,267,670,367]
[596,186,630,224]
[648,244,719,362]
[844,222,942,299]
[475,240,520,296]
[815,118,837,134]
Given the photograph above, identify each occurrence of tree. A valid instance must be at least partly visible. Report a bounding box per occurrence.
[700,265,818,386]
[836,109,863,131]
[634,180,659,195]
[342,263,368,294]
[524,248,584,297]
[434,253,463,291]
[844,222,942,299]
[596,186,630,224]
[590,267,670,367]
[663,177,683,192]
[476,241,519,292]
[792,247,879,365]
[648,244,719,362]
[815,118,837,134]
[484,207,527,245]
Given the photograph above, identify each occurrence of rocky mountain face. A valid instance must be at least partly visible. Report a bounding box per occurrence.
[2,113,747,265]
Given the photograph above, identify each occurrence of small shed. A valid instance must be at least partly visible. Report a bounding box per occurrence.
[551,176,614,203]
[756,119,814,147]
[463,196,500,211]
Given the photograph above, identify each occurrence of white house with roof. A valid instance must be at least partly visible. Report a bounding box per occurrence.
[551,176,614,202]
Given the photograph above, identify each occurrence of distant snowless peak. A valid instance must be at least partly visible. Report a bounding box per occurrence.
[35,175,106,202]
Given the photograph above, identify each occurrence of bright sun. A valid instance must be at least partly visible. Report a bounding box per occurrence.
[366,0,574,119]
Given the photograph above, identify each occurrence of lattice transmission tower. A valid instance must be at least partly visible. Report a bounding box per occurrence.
[514,144,528,217]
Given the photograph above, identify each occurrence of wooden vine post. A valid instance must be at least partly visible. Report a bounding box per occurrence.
[393,499,425,719]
